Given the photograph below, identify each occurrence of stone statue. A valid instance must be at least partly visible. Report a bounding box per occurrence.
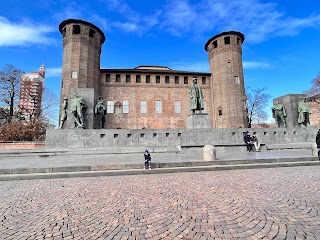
[272,101,287,127]
[59,97,68,129]
[298,97,311,127]
[189,77,204,114]
[94,97,106,129]
[70,91,86,128]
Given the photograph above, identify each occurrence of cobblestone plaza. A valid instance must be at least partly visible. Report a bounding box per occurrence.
[0,166,319,239]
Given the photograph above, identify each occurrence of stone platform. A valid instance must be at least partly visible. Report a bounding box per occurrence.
[0,147,319,181]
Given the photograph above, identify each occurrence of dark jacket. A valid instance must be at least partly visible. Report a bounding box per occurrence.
[244,133,252,143]
[144,151,151,161]
[316,130,320,148]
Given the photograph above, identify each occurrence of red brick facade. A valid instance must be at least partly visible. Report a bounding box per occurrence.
[205,32,248,128]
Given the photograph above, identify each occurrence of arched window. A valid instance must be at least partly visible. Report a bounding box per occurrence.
[218,108,222,118]
[72,25,80,34]
[89,29,95,38]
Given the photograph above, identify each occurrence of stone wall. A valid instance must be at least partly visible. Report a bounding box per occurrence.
[46,127,317,149]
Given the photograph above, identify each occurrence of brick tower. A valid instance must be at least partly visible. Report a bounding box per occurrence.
[59,19,105,99]
[205,31,248,128]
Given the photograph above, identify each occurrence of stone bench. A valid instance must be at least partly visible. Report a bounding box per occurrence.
[178,143,266,154]
[265,142,313,151]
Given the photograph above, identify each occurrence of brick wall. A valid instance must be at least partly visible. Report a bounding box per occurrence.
[100,73,212,129]
[0,142,45,150]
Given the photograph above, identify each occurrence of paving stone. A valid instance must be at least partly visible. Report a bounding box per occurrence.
[0,166,320,239]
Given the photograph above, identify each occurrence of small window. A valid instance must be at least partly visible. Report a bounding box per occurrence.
[175,76,179,84]
[89,29,95,38]
[235,76,239,84]
[116,74,121,83]
[213,40,218,48]
[184,76,188,84]
[126,75,131,83]
[114,134,119,138]
[153,133,157,137]
[202,77,206,85]
[228,61,231,69]
[174,100,181,114]
[146,75,150,83]
[224,36,230,44]
[237,37,241,45]
[72,25,80,34]
[166,133,170,137]
[156,75,160,84]
[71,70,78,79]
[140,100,147,113]
[123,100,128,113]
[155,100,162,113]
[136,75,141,83]
[107,100,114,113]
[218,108,222,117]
[62,27,66,37]
[165,76,170,84]
[127,134,132,138]
[106,74,110,82]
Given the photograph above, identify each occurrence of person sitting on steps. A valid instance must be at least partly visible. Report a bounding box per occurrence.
[251,132,260,152]
[143,150,152,169]
[243,131,253,152]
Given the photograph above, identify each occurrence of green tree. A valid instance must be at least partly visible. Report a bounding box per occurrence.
[246,87,271,128]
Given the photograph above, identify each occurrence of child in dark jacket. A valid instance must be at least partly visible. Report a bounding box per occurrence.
[144,150,152,169]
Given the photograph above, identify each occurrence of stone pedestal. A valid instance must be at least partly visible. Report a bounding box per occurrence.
[186,114,211,129]
[67,88,97,129]
[203,145,216,161]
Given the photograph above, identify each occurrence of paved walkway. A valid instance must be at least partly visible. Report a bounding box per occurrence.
[0,149,315,169]
[0,166,319,239]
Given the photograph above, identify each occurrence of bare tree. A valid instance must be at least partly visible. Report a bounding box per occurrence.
[305,73,320,97]
[246,87,271,128]
[0,64,23,123]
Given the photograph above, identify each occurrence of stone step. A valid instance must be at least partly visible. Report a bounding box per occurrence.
[0,160,319,181]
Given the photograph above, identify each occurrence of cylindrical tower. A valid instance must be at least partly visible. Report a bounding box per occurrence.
[205,31,248,128]
[59,19,105,100]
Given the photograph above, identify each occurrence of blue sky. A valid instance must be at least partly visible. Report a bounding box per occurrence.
[0,0,319,122]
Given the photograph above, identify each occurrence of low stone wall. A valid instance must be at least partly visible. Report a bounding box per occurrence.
[45,127,318,149]
[0,142,45,150]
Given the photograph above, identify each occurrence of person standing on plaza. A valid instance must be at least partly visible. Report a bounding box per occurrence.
[251,132,260,152]
[316,129,320,160]
[243,131,253,152]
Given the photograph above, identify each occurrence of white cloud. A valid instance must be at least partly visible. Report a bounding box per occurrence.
[55,0,319,43]
[99,0,161,34]
[161,0,320,43]
[243,61,273,69]
[0,17,56,47]
[45,67,62,78]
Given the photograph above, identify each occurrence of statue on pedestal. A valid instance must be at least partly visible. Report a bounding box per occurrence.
[70,92,86,129]
[298,97,311,127]
[272,101,287,127]
[189,77,204,114]
[59,97,68,129]
[94,97,106,129]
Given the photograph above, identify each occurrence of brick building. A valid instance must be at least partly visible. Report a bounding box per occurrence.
[59,19,248,129]
[19,65,45,121]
